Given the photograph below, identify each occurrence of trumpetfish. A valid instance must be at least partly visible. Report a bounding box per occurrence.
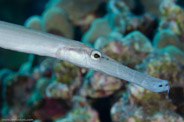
[0,21,169,92]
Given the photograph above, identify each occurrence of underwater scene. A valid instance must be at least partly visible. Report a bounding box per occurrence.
[0,0,184,121]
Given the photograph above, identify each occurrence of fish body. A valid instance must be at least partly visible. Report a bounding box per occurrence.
[0,21,169,92]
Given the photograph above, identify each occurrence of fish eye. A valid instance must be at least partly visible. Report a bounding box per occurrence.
[91,50,102,60]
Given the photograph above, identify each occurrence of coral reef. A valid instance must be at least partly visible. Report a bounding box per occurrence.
[153,29,184,52]
[111,84,183,121]
[56,96,100,122]
[1,0,184,121]
[138,50,184,86]
[1,74,35,118]
[159,0,184,42]
[140,0,162,17]
[24,15,42,31]
[81,71,123,98]
[82,16,112,44]
[42,7,74,38]
[108,0,157,38]
[47,0,107,26]
[95,31,153,68]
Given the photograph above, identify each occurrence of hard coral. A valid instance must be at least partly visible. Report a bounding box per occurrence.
[2,74,35,117]
[47,0,107,26]
[129,84,176,117]
[139,51,184,87]
[24,15,42,31]
[95,31,153,68]
[32,97,71,120]
[54,60,81,86]
[56,96,100,122]
[108,0,157,38]
[159,0,184,41]
[43,7,74,38]
[153,29,184,52]
[81,71,123,98]
[82,16,112,44]
[139,0,162,17]
[46,81,71,100]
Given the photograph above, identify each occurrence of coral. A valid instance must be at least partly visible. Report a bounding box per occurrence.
[36,78,50,97]
[128,84,176,116]
[2,74,35,117]
[47,0,107,26]
[1,0,184,121]
[46,81,71,100]
[4,74,35,106]
[56,96,100,122]
[59,106,100,122]
[108,0,132,33]
[81,71,123,98]
[159,0,184,41]
[161,46,184,65]
[153,29,184,52]
[95,31,153,68]
[121,0,136,10]
[151,111,184,122]
[32,98,71,120]
[125,13,157,38]
[139,0,162,17]
[24,15,42,31]
[82,16,112,44]
[39,58,56,78]
[124,110,184,122]
[54,60,82,88]
[123,31,153,53]
[111,85,182,121]
[136,49,184,117]
[138,51,184,86]
[111,96,137,121]
[43,7,74,38]
[108,0,157,37]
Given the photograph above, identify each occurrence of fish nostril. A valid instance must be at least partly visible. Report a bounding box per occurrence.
[159,85,163,87]
[165,84,168,86]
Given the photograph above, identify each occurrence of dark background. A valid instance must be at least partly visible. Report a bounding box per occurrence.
[0,0,48,25]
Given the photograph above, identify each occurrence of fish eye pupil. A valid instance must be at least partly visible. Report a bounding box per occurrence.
[159,85,163,87]
[94,53,100,58]
[91,50,101,60]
